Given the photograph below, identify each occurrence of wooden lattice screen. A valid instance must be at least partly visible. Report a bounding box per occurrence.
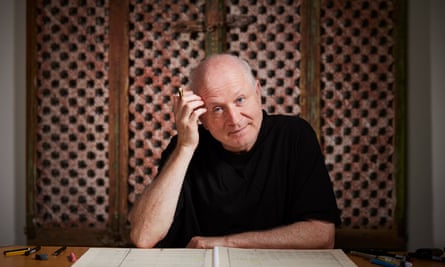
[320,0,406,248]
[26,0,406,249]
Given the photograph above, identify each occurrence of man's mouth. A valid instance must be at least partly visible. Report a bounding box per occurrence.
[228,125,247,135]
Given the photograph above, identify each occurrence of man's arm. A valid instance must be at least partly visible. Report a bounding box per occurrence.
[129,90,206,248]
[186,220,335,249]
[128,145,194,248]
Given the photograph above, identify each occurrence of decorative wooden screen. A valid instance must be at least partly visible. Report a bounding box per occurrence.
[27,0,406,248]
[319,0,406,248]
[127,1,205,205]
[27,0,114,245]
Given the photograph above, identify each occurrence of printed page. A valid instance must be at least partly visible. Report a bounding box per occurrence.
[72,248,213,267]
[217,247,357,267]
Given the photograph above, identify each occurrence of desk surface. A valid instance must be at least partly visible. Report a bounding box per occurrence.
[1,246,444,267]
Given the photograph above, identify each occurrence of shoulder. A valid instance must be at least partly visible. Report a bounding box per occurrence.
[263,113,315,136]
[258,113,320,151]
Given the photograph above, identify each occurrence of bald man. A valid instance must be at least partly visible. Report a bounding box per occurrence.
[129,54,341,249]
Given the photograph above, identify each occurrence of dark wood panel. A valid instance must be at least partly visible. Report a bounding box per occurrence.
[108,0,130,243]
[25,0,38,240]
[300,0,321,134]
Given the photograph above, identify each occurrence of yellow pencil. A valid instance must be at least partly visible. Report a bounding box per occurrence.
[3,247,30,256]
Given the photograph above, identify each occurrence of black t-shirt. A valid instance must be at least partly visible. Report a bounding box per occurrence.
[156,111,341,248]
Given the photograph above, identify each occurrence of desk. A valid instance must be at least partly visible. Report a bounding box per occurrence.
[1,246,88,267]
[1,246,444,267]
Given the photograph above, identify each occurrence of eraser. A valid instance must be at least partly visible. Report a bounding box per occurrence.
[69,252,77,262]
[35,253,48,260]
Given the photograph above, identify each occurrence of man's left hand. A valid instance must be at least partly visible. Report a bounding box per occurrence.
[186,236,227,249]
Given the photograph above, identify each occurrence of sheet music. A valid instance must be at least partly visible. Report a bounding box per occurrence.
[219,248,357,267]
[72,247,356,267]
[72,248,212,267]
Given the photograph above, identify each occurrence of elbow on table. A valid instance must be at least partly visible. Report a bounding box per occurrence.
[320,234,335,249]
[130,228,166,248]
[307,221,336,249]
[318,226,335,249]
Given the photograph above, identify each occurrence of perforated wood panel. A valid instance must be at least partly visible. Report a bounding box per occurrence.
[320,0,397,229]
[227,0,302,115]
[127,0,206,203]
[34,0,110,228]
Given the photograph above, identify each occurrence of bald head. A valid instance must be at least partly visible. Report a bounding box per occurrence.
[189,54,263,153]
[189,54,256,94]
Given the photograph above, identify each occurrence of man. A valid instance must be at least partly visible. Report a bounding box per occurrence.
[129,54,341,249]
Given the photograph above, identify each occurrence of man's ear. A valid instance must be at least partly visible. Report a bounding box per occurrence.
[255,80,262,98]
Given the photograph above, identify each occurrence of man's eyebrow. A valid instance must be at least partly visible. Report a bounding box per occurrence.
[204,100,222,107]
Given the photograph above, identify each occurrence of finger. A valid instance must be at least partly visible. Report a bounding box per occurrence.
[174,95,201,118]
[173,88,194,107]
[178,99,205,120]
[186,237,198,248]
[190,107,207,123]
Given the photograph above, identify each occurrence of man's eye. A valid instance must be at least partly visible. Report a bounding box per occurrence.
[213,106,223,113]
[236,97,246,104]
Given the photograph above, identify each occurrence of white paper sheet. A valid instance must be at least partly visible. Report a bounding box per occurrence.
[72,247,357,267]
[72,248,212,267]
[218,247,357,267]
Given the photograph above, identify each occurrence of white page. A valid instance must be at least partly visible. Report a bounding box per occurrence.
[72,247,357,267]
[218,248,358,267]
[72,248,131,267]
[72,248,212,267]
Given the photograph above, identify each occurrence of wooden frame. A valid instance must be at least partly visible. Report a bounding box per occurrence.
[300,0,321,133]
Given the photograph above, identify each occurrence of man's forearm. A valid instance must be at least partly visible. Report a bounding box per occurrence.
[187,220,335,249]
[228,220,335,249]
[129,145,195,248]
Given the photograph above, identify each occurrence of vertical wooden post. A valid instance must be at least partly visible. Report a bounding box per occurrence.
[394,0,407,241]
[205,0,226,55]
[109,0,129,243]
[26,0,38,240]
[300,0,321,137]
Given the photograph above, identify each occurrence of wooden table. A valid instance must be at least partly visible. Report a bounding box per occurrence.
[1,246,444,267]
[1,246,88,267]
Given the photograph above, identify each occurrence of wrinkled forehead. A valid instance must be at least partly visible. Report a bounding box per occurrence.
[191,56,252,94]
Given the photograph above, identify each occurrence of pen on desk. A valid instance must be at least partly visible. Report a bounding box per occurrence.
[370,258,398,267]
[409,254,445,262]
[52,245,67,256]
[25,246,41,256]
[408,248,445,262]
[350,250,411,267]
[3,247,30,256]
[354,249,407,260]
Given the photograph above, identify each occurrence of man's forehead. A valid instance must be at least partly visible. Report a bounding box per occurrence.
[197,57,245,78]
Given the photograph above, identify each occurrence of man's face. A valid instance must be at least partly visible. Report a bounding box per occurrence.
[197,65,263,153]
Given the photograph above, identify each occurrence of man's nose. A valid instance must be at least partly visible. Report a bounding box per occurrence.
[225,106,241,124]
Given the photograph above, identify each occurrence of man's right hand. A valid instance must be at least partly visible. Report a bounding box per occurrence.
[173,89,207,150]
